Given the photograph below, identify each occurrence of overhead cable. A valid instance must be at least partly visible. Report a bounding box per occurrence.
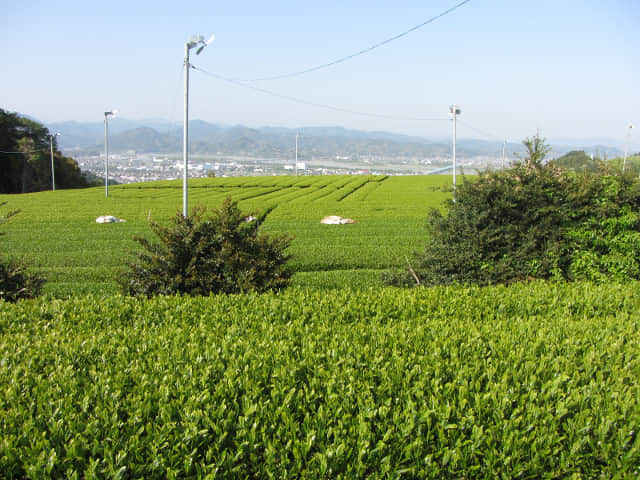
[457,119,502,141]
[240,0,473,82]
[193,65,448,122]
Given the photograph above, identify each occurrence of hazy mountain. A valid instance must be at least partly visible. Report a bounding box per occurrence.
[48,118,623,159]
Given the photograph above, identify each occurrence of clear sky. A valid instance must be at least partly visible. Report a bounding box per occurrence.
[1,0,638,148]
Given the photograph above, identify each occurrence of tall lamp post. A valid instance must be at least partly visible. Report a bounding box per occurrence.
[183,33,215,217]
[49,133,60,191]
[104,110,117,197]
[623,123,634,173]
[449,105,461,189]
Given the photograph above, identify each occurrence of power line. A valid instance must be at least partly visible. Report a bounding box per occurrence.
[193,65,448,123]
[457,119,502,142]
[239,0,473,82]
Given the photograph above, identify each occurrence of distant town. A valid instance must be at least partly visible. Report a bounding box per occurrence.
[54,119,623,184]
[75,151,504,184]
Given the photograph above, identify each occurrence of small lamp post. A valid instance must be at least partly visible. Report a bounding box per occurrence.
[449,105,461,188]
[104,110,117,197]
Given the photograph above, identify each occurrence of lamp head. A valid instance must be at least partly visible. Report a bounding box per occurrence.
[187,35,204,48]
[196,34,215,55]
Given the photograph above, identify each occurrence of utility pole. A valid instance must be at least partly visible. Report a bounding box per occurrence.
[49,133,59,191]
[183,34,215,218]
[449,105,461,189]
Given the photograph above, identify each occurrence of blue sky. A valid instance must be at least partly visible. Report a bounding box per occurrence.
[1,0,638,148]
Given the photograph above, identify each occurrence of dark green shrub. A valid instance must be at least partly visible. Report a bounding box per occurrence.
[385,134,640,287]
[119,198,293,296]
[0,202,46,302]
[0,256,46,302]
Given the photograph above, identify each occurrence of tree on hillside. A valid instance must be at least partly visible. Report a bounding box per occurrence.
[0,108,95,193]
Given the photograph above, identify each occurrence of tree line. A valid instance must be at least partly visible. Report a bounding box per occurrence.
[0,108,97,194]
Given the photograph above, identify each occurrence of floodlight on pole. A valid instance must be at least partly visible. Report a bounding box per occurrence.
[449,105,461,190]
[49,133,60,191]
[104,110,117,197]
[183,33,214,217]
[623,123,634,173]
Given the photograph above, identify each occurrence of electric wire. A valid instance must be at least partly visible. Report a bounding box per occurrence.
[457,119,503,142]
[193,65,448,123]
[239,0,473,82]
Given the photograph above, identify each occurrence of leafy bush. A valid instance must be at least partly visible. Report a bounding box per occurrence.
[119,198,293,296]
[0,202,45,302]
[385,134,640,287]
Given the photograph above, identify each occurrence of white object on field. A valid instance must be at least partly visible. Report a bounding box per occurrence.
[96,215,126,223]
[321,215,357,225]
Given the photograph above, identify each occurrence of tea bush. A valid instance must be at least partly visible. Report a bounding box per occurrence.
[1,282,639,477]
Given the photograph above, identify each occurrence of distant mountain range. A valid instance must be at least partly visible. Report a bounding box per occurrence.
[48,118,623,159]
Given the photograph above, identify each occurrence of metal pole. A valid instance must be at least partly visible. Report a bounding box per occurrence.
[50,135,56,191]
[183,43,190,217]
[295,133,299,177]
[104,114,109,197]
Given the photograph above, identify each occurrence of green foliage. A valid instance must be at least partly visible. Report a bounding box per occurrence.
[1,283,639,477]
[564,171,640,281]
[0,108,93,193]
[518,130,552,168]
[387,135,640,287]
[119,198,293,296]
[0,202,45,301]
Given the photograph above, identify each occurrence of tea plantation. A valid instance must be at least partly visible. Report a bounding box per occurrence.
[0,175,448,296]
[1,176,639,478]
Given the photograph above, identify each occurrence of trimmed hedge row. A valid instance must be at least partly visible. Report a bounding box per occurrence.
[1,282,639,478]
